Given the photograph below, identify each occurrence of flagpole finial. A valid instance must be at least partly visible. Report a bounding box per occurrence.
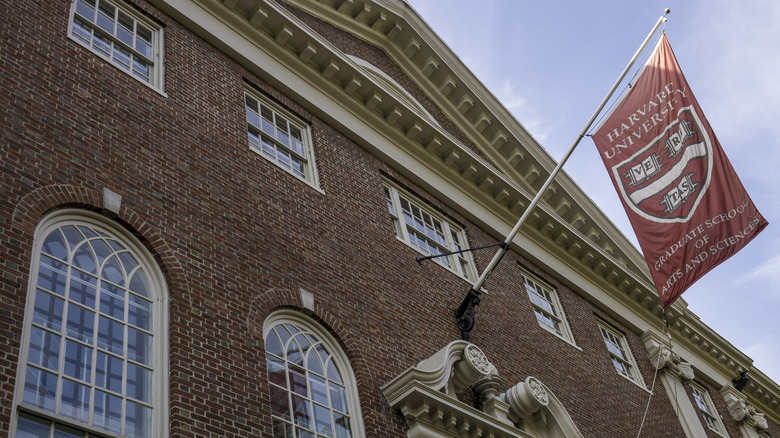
[664,8,671,15]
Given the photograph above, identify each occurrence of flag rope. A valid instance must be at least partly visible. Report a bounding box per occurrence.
[636,311,673,437]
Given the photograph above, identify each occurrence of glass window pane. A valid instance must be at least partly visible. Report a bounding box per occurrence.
[310,374,328,405]
[16,413,51,438]
[266,330,283,356]
[60,379,90,422]
[72,244,96,273]
[75,0,97,20]
[53,423,85,438]
[329,383,346,413]
[71,17,92,43]
[126,400,152,438]
[128,293,152,330]
[42,230,68,260]
[28,327,61,371]
[292,395,312,430]
[69,269,97,309]
[128,327,151,365]
[38,255,67,295]
[97,316,123,356]
[267,354,286,387]
[94,390,122,434]
[313,403,332,435]
[334,412,352,438]
[270,383,291,420]
[101,255,125,285]
[289,364,307,397]
[32,290,64,331]
[64,339,92,382]
[127,362,152,403]
[95,351,123,393]
[66,305,95,344]
[23,366,57,411]
[128,269,150,298]
[100,283,125,319]
[272,419,292,438]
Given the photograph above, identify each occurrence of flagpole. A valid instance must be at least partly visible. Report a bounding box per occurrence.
[455,9,671,340]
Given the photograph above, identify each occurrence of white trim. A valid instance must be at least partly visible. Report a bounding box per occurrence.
[10,209,170,438]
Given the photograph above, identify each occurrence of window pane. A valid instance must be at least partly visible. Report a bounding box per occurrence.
[100,283,125,319]
[94,390,122,434]
[127,362,152,403]
[128,269,150,298]
[28,327,61,371]
[66,305,95,344]
[126,400,152,438]
[313,403,332,435]
[97,316,123,355]
[128,293,152,330]
[38,255,67,295]
[267,354,286,387]
[42,230,68,260]
[95,351,123,393]
[75,0,97,20]
[72,244,96,273]
[270,384,291,420]
[23,366,57,411]
[69,269,97,309]
[128,327,151,365]
[33,290,64,331]
[16,413,51,438]
[60,379,90,422]
[64,339,92,382]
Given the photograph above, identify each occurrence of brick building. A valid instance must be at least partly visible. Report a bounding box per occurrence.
[1,0,778,437]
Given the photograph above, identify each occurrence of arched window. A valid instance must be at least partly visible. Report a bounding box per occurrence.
[12,210,168,437]
[264,312,363,438]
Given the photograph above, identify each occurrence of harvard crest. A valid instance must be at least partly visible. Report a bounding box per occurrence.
[612,107,713,223]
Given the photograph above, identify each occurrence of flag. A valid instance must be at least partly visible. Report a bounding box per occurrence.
[591,34,767,309]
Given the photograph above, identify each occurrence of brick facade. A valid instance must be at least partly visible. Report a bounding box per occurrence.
[1,0,777,437]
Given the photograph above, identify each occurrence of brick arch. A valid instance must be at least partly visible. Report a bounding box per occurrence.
[11,184,192,308]
[247,287,378,419]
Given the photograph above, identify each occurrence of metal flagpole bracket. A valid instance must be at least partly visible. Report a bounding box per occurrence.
[454,288,481,341]
[452,8,671,342]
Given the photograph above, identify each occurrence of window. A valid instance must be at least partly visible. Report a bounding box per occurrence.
[383,181,476,280]
[12,211,168,437]
[68,0,163,89]
[245,89,319,186]
[521,271,575,343]
[264,312,363,438]
[691,383,728,436]
[597,320,644,386]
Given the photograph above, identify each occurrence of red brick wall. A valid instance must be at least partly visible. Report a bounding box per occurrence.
[0,0,775,437]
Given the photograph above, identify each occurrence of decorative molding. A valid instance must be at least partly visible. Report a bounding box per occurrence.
[381,341,584,438]
[721,386,769,434]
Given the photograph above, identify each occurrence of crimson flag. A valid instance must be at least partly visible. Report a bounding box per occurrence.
[591,34,767,309]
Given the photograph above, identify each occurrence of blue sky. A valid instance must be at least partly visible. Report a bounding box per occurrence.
[406,0,780,384]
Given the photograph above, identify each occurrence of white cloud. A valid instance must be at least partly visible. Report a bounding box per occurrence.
[742,336,780,386]
[741,254,780,287]
[494,79,549,144]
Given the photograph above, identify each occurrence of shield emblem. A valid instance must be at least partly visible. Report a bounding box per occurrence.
[612,106,713,223]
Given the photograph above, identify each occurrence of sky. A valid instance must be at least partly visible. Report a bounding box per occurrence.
[406,0,780,385]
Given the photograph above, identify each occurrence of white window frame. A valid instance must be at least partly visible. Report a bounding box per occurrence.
[383,180,477,281]
[67,0,165,92]
[10,209,169,438]
[596,320,645,387]
[245,88,320,188]
[520,269,576,345]
[264,310,364,438]
[691,383,729,437]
